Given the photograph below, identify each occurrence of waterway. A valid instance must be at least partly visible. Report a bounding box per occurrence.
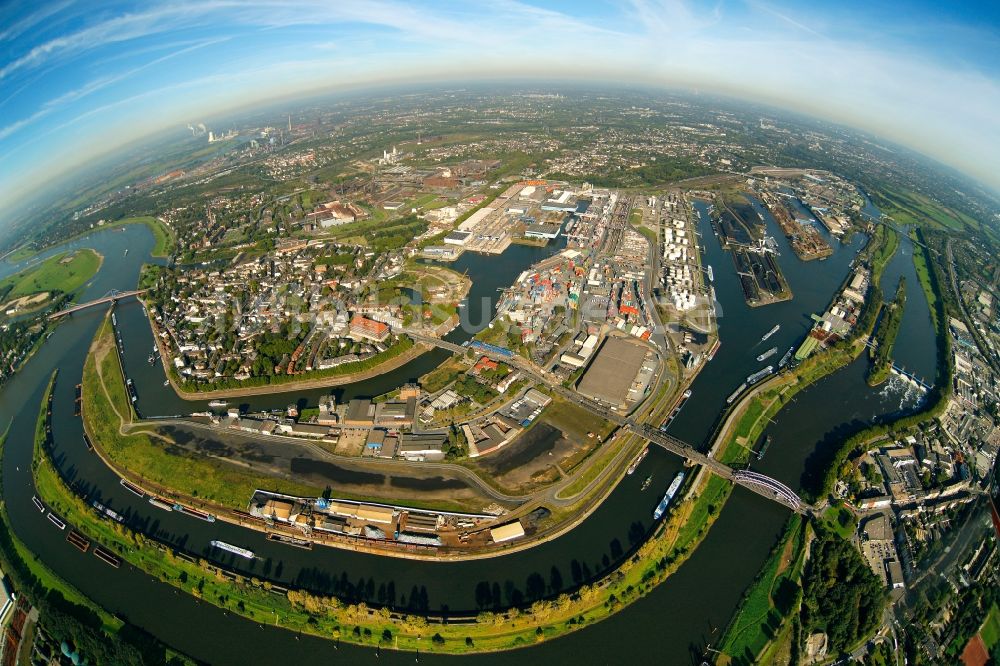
[0,189,938,664]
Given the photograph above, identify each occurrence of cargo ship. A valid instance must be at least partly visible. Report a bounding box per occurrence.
[120,478,145,498]
[653,472,686,520]
[726,382,748,405]
[626,447,649,475]
[706,339,721,361]
[148,496,173,511]
[47,512,66,530]
[661,389,693,430]
[746,365,775,386]
[173,503,217,522]
[92,500,124,523]
[207,400,228,409]
[756,347,778,362]
[267,533,314,550]
[93,545,121,568]
[66,530,90,553]
[760,324,780,342]
[778,346,794,368]
[210,540,255,559]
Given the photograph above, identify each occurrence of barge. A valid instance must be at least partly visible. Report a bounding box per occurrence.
[210,540,255,559]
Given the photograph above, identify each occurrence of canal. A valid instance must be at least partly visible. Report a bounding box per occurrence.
[0,191,937,664]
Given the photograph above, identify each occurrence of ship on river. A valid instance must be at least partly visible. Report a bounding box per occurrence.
[778,346,794,368]
[626,447,649,475]
[207,400,228,409]
[756,347,777,362]
[210,540,255,559]
[760,324,780,342]
[726,382,748,405]
[653,472,686,520]
[746,365,775,386]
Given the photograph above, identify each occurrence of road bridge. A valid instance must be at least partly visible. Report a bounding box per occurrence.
[408,332,811,514]
[48,289,147,320]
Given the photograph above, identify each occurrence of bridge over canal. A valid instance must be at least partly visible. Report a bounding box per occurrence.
[408,333,811,514]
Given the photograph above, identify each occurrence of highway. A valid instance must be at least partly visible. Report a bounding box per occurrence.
[408,332,811,513]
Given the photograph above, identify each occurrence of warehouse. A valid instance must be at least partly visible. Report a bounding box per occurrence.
[576,336,650,408]
[524,223,562,239]
[489,520,525,544]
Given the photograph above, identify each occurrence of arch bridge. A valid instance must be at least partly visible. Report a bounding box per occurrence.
[48,289,147,320]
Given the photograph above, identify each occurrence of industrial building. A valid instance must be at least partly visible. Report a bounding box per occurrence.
[576,336,652,408]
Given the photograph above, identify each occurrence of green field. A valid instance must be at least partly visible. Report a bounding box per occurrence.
[719,517,807,663]
[538,394,616,442]
[981,603,1000,650]
[875,187,981,233]
[0,248,101,300]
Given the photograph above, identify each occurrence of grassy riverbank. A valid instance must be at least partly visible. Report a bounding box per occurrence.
[83,314,324,508]
[7,217,174,261]
[717,516,809,664]
[0,248,102,307]
[47,359,741,655]
[867,277,906,386]
[0,374,191,664]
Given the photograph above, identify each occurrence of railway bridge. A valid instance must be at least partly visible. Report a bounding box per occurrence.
[408,332,811,514]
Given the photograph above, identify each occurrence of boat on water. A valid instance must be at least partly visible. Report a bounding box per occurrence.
[726,382,748,405]
[207,400,228,408]
[641,474,653,491]
[626,447,649,475]
[210,540,255,559]
[148,497,173,511]
[124,248,129,256]
[707,339,721,361]
[93,545,121,568]
[653,472,686,520]
[32,495,45,512]
[760,324,780,342]
[163,380,170,386]
[47,512,66,530]
[111,313,117,326]
[778,346,794,368]
[757,434,772,460]
[662,389,694,430]
[756,347,778,362]
[120,478,145,498]
[706,265,714,282]
[173,503,216,522]
[747,365,775,386]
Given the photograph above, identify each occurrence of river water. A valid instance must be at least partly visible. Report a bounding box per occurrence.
[0,195,937,664]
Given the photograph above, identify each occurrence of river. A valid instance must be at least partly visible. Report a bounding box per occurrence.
[0,192,937,664]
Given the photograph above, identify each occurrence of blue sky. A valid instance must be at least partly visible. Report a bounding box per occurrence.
[1,0,998,218]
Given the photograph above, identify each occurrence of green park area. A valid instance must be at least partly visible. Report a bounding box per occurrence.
[0,248,102,313]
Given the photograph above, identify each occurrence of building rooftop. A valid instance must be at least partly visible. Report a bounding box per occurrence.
[576,337,649,407]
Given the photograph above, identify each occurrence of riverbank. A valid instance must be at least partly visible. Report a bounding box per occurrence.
[48,359,744,654]
[867,277,907,386]
[0,248,103,317]
[6,217,174,263]
[0,375,194,665]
